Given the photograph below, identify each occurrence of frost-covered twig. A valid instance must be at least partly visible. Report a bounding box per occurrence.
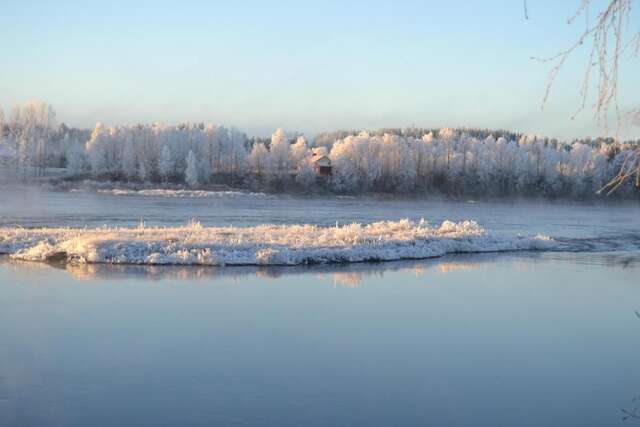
[537,0,640,192]
[537,0,637,132]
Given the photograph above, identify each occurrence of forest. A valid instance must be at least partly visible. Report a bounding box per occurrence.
[1,101,639,198]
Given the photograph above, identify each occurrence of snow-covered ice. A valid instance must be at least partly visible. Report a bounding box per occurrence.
[96,189,271,198]
[0,219,556,266]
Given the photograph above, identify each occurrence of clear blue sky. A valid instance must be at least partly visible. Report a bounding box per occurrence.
[1,0,638,139]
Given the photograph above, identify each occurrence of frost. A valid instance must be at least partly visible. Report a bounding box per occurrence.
[96,189,271,198]
[0,219,557,266]
[2,100,639,198]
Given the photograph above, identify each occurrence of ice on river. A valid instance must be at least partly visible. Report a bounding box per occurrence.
[0,219,556,266]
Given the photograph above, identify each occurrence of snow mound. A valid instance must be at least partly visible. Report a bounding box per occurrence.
[96,189,271,198]
[0,219,557,266]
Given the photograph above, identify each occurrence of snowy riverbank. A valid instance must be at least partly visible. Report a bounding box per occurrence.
[0,219,556,266]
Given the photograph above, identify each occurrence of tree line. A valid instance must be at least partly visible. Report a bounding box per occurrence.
[1,102,638,198]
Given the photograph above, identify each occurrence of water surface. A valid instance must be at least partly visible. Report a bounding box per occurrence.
[1,182,639,426]
[1,253,640,426]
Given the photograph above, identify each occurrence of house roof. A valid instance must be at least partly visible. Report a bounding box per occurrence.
[313,155,331,163]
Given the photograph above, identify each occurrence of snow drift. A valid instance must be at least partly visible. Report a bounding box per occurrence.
[0,219,556,266]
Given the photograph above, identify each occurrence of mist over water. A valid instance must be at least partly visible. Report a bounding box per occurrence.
[1,179,639,235]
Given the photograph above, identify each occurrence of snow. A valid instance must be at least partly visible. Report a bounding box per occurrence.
[0,219,556,266]
[96,189,271,198]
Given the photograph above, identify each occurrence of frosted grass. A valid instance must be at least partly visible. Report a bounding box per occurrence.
[0,219,556,266]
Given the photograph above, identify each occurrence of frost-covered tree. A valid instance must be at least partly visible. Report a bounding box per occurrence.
[65,143,87,175]
[65,122,638,197]
[269,128,291,173]
[138,162,148,182]
[159,145,175,182]
[249,142,269,176]
[185,150,198,187]
[86,123,109,176]
[330,139,360,192]
[197,157,212,184]
[6,101,57,174]
[122,135,137,180]
[290,136,309,167]
[295,160,316,189]
[228,127,249,177]
[6,102,634,198]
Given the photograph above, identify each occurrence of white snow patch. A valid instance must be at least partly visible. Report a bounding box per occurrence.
[96,189,271,199]
[0,219,557,266]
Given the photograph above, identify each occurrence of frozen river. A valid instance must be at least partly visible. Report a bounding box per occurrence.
[1,182,639,426]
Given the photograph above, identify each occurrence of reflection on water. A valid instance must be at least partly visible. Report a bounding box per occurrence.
[1,254,491,283]
[622,314,640,422]
[328,271,368,288]
[2,251,639,284]
[1,252,640,427]
[0,254,516,285]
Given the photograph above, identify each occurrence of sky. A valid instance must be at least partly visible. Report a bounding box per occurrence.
[1,0,639,140]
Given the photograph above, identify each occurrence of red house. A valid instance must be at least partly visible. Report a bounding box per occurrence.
[312,155,332,176]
